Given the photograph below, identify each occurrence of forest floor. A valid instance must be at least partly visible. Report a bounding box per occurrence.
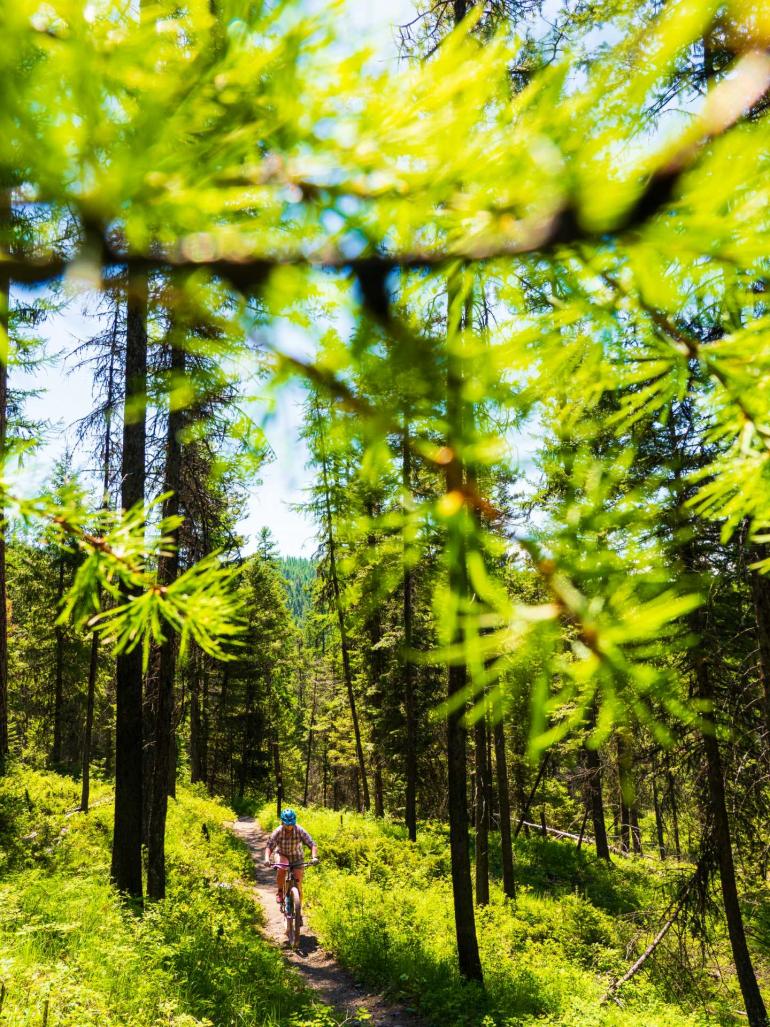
[231,816,423,1027]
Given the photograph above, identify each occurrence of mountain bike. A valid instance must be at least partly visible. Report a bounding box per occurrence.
[269,859,317,949]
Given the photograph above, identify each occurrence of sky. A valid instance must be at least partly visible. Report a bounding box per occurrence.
[13,0,420,559]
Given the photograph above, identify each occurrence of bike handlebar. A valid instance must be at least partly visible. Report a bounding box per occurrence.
[265,859,319,868]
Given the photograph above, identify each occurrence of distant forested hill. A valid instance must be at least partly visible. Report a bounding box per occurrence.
[278,556,315,625]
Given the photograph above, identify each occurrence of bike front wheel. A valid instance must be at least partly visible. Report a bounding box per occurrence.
[289,886,301,949]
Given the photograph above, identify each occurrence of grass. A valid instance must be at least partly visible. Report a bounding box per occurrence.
[258,804,756,1027]
[0,765,339,1027]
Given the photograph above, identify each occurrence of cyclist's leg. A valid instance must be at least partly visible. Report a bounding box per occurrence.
[294,865,304,907]
[276,862,288,902]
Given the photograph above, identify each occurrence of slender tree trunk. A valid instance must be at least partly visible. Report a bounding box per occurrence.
[652,771,666,861]
[445,272,483,984]
[272,727,283,818]
[474,712,490,906]
[630,804,642,855]
[80,635,99,811]
[52,553,65,766]
[208,663,229,796]
[317,407,370,810]
[0,202,10,767]
[303,672,317,806]
[238,680,256,799]
[667,766,681,859]
[374,764,384,818]
[146,335,184,901]
[576,807,589,853]
[190,649,205,784]
[493,718,515,898]
[749,546,770,748]
[693,620,768,1026]
[322,734,329,808]
[582,704,611,861]
[403,426,418,841]
[82,319,117,811]
[111,268,147,901]
[617,733,632,855]
[514,751,550,838]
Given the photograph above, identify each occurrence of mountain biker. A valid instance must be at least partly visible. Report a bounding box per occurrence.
[264,808,318,908]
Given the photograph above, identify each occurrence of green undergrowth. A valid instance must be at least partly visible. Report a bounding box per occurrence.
[0,766,338,1027]
[258,804,749,1027]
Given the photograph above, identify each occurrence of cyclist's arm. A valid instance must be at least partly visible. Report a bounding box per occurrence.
[264,827,279,863]
[298,826,318,862]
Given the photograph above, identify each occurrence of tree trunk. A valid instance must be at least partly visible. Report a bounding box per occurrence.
[80,634,99,811]
[403,426,418,841]
[272,728,283,818]
[0,211,10,767]
[667,766,681,859]
[630,804,642,855]
[693,624,768,1026]
[317,405,370,811]
[146,334,184,901]
[445,273,483,984]
[111,267,147,901]
[749,546,770,748]
[474,713,490,907]
[374,762,384,818]
[52,552,65,766]
[652,771,666,861]
[303,672,317,806]
[190,649,205,784]
[209,662,229,797]
[82,321,116,811]
[582,707,611,861]
[514,751,550,838]
[493,718,516,898]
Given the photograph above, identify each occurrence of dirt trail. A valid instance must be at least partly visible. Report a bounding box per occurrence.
[230,816,423,1027]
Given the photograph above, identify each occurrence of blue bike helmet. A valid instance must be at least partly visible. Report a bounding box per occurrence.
[280,808,297,826]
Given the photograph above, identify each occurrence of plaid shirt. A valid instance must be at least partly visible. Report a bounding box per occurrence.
[267,824,315,863]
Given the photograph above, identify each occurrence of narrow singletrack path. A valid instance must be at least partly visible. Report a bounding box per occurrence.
[230,816,422,1027]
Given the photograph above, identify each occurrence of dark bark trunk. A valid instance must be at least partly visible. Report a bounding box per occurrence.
[493,718,516,898]
[374,763,384,818]
[617,732,633,854]
[652,772,666,861]
[403,427,418,841]
[474,713,490,906]
[190,649,205,784]
[749,546,770,748]
[146,335,184,901]
[303,673,317,806]
[80,634,99,811]
[630,804,642,855]
[272,728,283,817]
[322,735,329,808]
[52,553,65,766]
[584,741,612,861]
[82,322,116,810]
[317,407,370,810]
[667,767,681,859]
[111,268,147,901]
[694,627,768,1025]
[445,275,483,984]
[208,663,229,796]
[514,751,550,838]
[576,806,589,853]
[238,680,255,799]
[0,224,9,766]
